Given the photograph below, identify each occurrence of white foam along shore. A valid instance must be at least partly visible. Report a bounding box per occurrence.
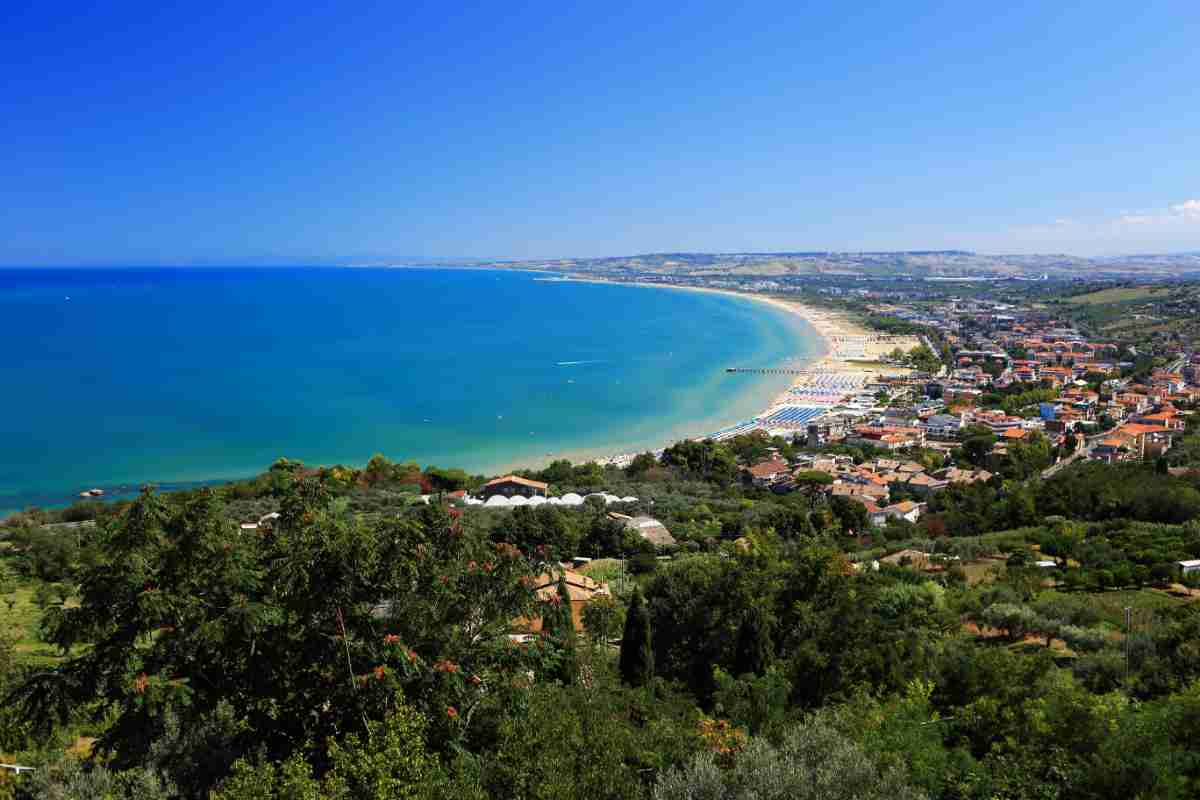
[496,277,920,472]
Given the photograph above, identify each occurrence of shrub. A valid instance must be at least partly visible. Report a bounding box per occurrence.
[652,716,924,800]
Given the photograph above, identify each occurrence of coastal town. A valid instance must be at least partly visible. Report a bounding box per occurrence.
[585,284,1195,523]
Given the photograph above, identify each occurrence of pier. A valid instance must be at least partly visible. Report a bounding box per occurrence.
[726,367,810,375]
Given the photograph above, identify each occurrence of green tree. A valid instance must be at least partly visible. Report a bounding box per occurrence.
[213,697,455,800]
[424,467,467,494]
[619,590,654,687]
[17,485,539,788]
[653,715,924,800]
[962,429,997,466]
[732,607,772,678]
[625,452,658,478]
[793,471,833,508]
[581,595,625,645]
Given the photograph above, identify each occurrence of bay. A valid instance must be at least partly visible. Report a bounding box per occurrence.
[0,267,822,514]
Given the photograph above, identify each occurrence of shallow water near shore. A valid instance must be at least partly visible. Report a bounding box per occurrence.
[0,267,822,514]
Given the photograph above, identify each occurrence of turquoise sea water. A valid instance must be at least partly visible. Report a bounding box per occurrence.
[0,267,822,515]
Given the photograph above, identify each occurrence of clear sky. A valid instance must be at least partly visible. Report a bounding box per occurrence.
[4,0,1199,264]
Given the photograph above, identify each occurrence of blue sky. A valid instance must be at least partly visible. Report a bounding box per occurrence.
[3,0,1198,264]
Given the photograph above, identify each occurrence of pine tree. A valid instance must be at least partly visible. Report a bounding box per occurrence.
[619,590,653,687]
[733,607,772,677]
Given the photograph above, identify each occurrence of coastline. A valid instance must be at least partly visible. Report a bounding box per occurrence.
[1,272,887,517]
[485,278,896,472]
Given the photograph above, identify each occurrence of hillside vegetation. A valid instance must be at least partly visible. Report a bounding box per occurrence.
[0,438,1197,799]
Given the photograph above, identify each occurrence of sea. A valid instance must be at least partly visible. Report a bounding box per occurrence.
[0,267,823,515]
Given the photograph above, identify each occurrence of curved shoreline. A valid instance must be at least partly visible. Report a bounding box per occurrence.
[1,275,838,517]
[482,279,840,472]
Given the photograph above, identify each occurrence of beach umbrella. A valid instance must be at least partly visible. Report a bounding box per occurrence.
[508,495,528,507]
[560,492,584,506]
[484,495,511,508]
[528,495,547,506]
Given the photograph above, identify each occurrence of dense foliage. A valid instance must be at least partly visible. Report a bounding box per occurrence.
[1,439,1199,799]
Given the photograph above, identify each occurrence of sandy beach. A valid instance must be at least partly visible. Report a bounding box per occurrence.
[512,278,922,470]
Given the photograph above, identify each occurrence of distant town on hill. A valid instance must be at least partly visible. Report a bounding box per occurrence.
[469,250,1200,281]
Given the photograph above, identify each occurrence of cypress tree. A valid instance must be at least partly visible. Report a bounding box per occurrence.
[619,589,654,687]
[554,574,579,683]
[733,607,772,677]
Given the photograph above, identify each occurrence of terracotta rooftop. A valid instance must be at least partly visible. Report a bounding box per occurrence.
[484,475,548,490]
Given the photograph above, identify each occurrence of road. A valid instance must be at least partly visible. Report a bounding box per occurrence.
[1041,429,1117,479]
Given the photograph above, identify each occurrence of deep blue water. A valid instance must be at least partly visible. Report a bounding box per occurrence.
[0,267,821,514]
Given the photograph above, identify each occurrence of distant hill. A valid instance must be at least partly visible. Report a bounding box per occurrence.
[486,251,1200,280]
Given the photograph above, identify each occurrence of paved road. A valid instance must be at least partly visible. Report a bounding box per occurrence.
[1040,430,1115,479]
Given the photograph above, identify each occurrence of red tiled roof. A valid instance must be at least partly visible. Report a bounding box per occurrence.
[484,475,548,490]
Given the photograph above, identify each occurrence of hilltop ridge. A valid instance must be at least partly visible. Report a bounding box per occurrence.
[484,250,1200,281]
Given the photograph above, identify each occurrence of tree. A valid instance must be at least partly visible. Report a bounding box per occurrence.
[830,495,870,535]
[364,453,397,484]
[540,574,574,638]
[581,595,624,645]
[652,715,924,800]
[979,603,1038,641]
[908,344,942,373]
[619,590,654,687]
[793,471,833,508]
[17,484,539,787]
[962,430,997,466]
[660,439,738,485]
[732,608,772,677]
[982,359,1005,378]
[424,467,467,494]
[213,698,450,800]
[625,452,658,478]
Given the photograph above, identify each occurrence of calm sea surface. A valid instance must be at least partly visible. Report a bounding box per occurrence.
[0,267,822,514]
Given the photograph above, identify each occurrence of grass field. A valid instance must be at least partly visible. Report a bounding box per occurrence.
[0,580,76,667]
[1039,587,1189,629]
[1065,286,1171,305]
[961,557,1006,585]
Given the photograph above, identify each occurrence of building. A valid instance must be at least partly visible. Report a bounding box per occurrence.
[621,515,677,549]
[904,472,949,496]
[921,413,964,440]
[744,457,790,486]
[878,500,922,524]
[845,425,925,451]
[481,475,549,500]
[1178,559,1200,576]
[517,568,610,633]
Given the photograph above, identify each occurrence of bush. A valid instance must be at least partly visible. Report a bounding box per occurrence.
[629,551,659,575]
[653,715,924,800]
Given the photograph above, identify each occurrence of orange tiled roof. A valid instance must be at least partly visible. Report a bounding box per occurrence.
[485,474,549,490]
